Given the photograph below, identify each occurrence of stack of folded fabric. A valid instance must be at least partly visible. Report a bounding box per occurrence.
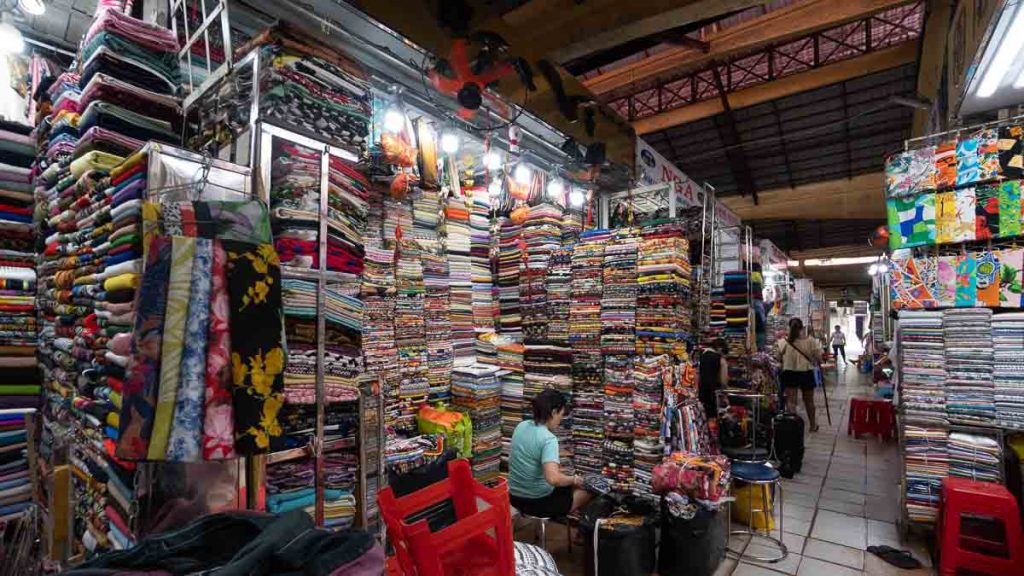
[384,434,444,475]
[943,308,994,424]
[520,203,563,343]
[523,344,574,468]
[603,356,635,493]
[545,248,572,344]
[947,431,1001,483]
[422,251,452,403]
[993,312,1024,429]
[256,32,371,155]
[322,450,359,530]
[898,311,947,425]
[475,332,502,367]
[469,191,496,333]
[445,196,475,366]
[411,187,441,241]
[267,458,318,515]
[0,408,34,523]
[569,231,607,476]
[383,198,413,244]
[395,242,428,435]
[268,141,320,269]
[452,364,502,482]
[496,219,522,339]
[601,232,638,354]
[362,293,397,432]
[632,355,667,498]
[902,425,948,524]
[636,233,691,358]
[722,270,751,383]
[708,288,726,335]
[498,341,524,468]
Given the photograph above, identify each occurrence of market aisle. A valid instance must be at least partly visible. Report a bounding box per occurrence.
[724,366,934,576]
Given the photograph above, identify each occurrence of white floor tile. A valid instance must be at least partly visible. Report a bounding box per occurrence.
[810,509,867,550]
[796,556,865,576]
[803,538,865,570]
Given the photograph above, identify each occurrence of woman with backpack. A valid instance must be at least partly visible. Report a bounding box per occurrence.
[776,318,823,432]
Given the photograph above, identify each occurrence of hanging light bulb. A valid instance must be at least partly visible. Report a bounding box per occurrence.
[18,0,46,15]
[440,124,461,154]
[383,106,405,133]
[569,188,586,207]
[546,178,564,199]
[488,178,502,197]
[514,163,531,185]
[867,264,879,276]
[0,19,24,55]
[484,151,502,170]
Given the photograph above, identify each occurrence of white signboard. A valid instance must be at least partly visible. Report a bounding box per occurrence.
[636,138,703,209]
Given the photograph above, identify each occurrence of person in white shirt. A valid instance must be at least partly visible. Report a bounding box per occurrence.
[830,325,847,363]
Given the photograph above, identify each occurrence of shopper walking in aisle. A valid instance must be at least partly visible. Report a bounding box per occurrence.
[777,318,823,432]
[698,338,730,418]
[508,389,592,518]
[830,325,848,364]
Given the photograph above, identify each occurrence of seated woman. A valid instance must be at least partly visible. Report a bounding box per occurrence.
[508,389,591,518]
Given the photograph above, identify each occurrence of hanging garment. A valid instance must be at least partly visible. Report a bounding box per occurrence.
[116,235,172,459]
[998,180,1022,238]
[956,252,977,307]
[935,140,958,188]
[886,146,937,197]
[889,256,938,310]
[975,250,1001,308]
[999,248,1023,308]
[887,194,935,249]
[166,238,213,462]
[935,191,957,244]
[998,125,1023,179]
[203,241,236,460]
[953,187,977,243]
[975,185,1000,240]
[956,133,1000,187]
[937,255,958,308]
[224,241,285,455]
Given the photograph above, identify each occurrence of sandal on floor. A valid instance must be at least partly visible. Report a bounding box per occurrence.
[867,545,922,569]
[810,425,820,432]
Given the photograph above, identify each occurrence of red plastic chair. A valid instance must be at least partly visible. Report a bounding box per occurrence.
[938,477,1024,576]
[378,459,515,576]
[847,397,895,441]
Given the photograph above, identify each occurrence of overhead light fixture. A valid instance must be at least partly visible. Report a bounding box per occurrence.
[484,151,502,171]
[488,177,502,197]
[976,4,1024,98]
[546,178,564,199]
[383,106,405,133]
[514,163,531,185]
[0,20,24,55]
[440,124,461,154]
[569,188,586,208]
[868,264,879,276]
[18,0,46,16]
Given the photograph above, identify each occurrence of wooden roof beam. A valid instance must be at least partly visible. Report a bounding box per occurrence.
[721,172,887,220]
[633,42,917,134]
[584,0,917,95]
[912,0,954,136]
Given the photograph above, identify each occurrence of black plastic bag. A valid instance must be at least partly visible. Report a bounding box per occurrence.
[658,499,727,576]
[578,495,658,576]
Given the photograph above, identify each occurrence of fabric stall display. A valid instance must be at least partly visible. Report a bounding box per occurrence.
[751,264,766,350]
[523,343,575,469]
[496,218,523,339]
[394,241,429,435]
[670,400,713,455]
[888,247,1024,310]
[520,203,563,343]
[947,431,1001,483]
[411,187,441,241]
[722,270,751,384]
[384,433,444,475]
[382,197,413,245]
[422,251,453,403]
[651,452,731,511]
[0,408,35,524]
[545,247,573,344]
[361,283,397,433]
[469,191,497,333]
[600,231,638,355]
[636,229,691,358]
[708,288,726,336]
[69,440,137,553]
[902,426,948,524]
[896,311,947,425]
[498,341,524,468]
[445,195,475,367]
[451,364,502,482]
[569,231,607,476]
[632,355,668,498]
[254,30,372,155]
[992,313,1024,429]
[943,308,994,425]
[603,356,635,493]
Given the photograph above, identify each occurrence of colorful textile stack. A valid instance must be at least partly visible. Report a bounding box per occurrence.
[498,341,524,467]
[633,355,667,498]
[902,425,948,524]
[601,233,638,355]
[708,288,726,335]
[651,453,731,509]
[452,364,502,482]
[523,344,574,468]
[383,198,413,244]
[992,312,1024,429]
[384,434,444,475]
[323,449,359,530]
[897,311,947,425]
[257,36,371,155]
[496,219,522,338]
[545,248,572,343]
[411,187,441,241]
[445,196,475,366]
[603,356,635,492]
[943,308,994,424]
[422,251,452,403]
[569,231,607,476]
[469,191,496,333]
[363,295,398,431]
[948,431,1001,483]
[394,242,428,434]
[520,203,563,343]
[636,235,691,357]
[0,408,34,523]
[722,270,751,383]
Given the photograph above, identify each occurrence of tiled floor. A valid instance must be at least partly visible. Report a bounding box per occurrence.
[516,366,936,576]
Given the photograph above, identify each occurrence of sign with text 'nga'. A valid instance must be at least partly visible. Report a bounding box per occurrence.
[635,138,703,209]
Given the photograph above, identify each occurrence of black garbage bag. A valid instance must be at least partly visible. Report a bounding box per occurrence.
[658,499,727,576]
[388,448,458,533]
[578,495,658,576]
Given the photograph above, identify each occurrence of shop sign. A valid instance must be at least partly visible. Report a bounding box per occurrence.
[635,137,703,209]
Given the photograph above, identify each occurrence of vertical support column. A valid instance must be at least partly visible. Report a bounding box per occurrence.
[314,145,330,527]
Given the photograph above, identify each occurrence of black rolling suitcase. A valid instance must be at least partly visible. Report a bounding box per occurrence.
[774,412,804,478]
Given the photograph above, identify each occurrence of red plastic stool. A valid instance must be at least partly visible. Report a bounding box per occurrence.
[847,397,895,441]
[938,477,1024,576]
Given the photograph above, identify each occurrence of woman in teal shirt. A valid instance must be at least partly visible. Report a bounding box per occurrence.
[508,389,592,518]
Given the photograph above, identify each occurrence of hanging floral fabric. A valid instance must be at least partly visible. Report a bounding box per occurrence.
[935,140,958,188]
[998,125,1023,179]
[999,248,1023,308]
[936,255,957,308]
[935,191,957,244]
[886,194,935,249]
[889,255,938,310]
[952,187,977,243]
[974,250,1001,308]
[203,241,236,460]
[975,185,1000,240]
[998,180,1022,238]
[885,146,936,198]
[956,133,1000,187]
[956,252,977,307]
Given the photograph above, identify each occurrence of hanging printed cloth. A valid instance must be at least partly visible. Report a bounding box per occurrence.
[956,132,1000,187]
[999,248,1023,308]
[998,125,1023,179]
[936,255,957,308]
[889,255,938,310]
[999,180,1022,238]
[935,191,957,244]
[952,187,977,243]
[887,194,935,249]
[975,185,1000,240]
[116,235,172,460]
[935,140,958,188]
[974,250,1001,308]
[955,252,977,307]
[203,241,236,460]
[885,146,936,197]
[224,240,285,455]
